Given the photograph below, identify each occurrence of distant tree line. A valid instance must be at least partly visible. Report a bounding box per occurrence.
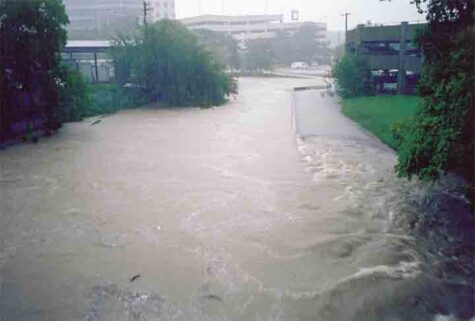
[192,23,332,74]
[242,23,331,72]
[193,29,240,71]
[272,23,332,66]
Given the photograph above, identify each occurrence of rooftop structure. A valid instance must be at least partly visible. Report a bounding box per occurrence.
[180,14,326,45]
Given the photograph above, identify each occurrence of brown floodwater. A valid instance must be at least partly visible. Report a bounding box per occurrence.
[0,77,473,321]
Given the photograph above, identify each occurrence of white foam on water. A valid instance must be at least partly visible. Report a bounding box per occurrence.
[341,260,421,284]
[433,315,474,321]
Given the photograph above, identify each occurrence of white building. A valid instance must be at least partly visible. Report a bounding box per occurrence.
[63,0,175,38]
[180,14,326,46]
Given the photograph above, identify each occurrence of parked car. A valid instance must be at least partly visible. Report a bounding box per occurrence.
[291,62,309,69]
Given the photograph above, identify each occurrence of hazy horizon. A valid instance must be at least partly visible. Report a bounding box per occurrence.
[176,0,425,30]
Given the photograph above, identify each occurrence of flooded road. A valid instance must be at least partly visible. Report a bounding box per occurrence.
[1,77,473,321]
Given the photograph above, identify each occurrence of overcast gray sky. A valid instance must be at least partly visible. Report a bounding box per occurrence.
[176,0,425,30]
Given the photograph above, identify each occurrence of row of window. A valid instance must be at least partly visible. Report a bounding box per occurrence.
[347,41,421,57]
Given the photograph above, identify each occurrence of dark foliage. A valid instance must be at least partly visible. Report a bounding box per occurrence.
[393,0,474,196]
[111,20,236,107]
[242,39,275,73]
[58,65,92,122]
[0,0,69,140]
[273,23,331,66]
[332,54,372,98]
[193,29,240,70]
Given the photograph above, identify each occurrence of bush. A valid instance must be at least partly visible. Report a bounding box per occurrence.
[394,0,474,189]
[111,20,235,107]
[243,39,275,73]
[0,0,69,136]
[59,69,149,122]
[332,55,372,98]
[59,66,92,122]
[88,84,148,116]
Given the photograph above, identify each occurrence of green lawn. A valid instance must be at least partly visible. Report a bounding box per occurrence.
[341,95,420,150]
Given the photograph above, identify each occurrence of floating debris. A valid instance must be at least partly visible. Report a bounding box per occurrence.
[130,275,141,282]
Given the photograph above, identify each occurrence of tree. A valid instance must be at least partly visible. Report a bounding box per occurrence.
[111,33,138,86]
[243,39,275,73]
[273,31,294,65]
[332,55,372,98]
[391,0,474,199]
[0,0,69,139]
[292,23,323,65]
[273,23,331,66]
[58,65,92,122]
[193,29,240,70]
[111,20,236,107]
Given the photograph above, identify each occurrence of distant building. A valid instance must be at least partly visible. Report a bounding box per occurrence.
[325,30,345,49]
[180,14,326,47]
[63,0,176,39]
[150,0,176,21]
[346,22,426,94]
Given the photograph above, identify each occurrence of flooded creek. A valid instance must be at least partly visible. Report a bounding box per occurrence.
[0,77,473,321]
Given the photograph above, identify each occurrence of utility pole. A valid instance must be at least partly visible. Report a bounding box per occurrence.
[143,1,152,39]
[341,12,351,44]
[0,0,6,146]
[143,1,151,27]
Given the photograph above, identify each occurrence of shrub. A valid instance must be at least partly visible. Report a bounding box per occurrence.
[111,20,235,107]
[58,66,92,122]
[87,84,148,116]
[393,0,474,191]
[332,55,372,98]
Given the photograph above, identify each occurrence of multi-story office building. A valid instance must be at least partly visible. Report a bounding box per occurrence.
[63,0,175,39]
[346,22,425,94]
[180,14,327,47]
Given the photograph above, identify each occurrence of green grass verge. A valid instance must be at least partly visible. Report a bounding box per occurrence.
[341,95,420,150]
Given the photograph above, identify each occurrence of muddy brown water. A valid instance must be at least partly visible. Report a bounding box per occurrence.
[0,78,473,321]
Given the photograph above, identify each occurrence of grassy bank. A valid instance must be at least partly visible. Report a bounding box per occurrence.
[341,95,420,150]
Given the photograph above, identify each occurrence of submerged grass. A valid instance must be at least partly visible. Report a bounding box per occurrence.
[341,95,420,150]
[87,84,149,117]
